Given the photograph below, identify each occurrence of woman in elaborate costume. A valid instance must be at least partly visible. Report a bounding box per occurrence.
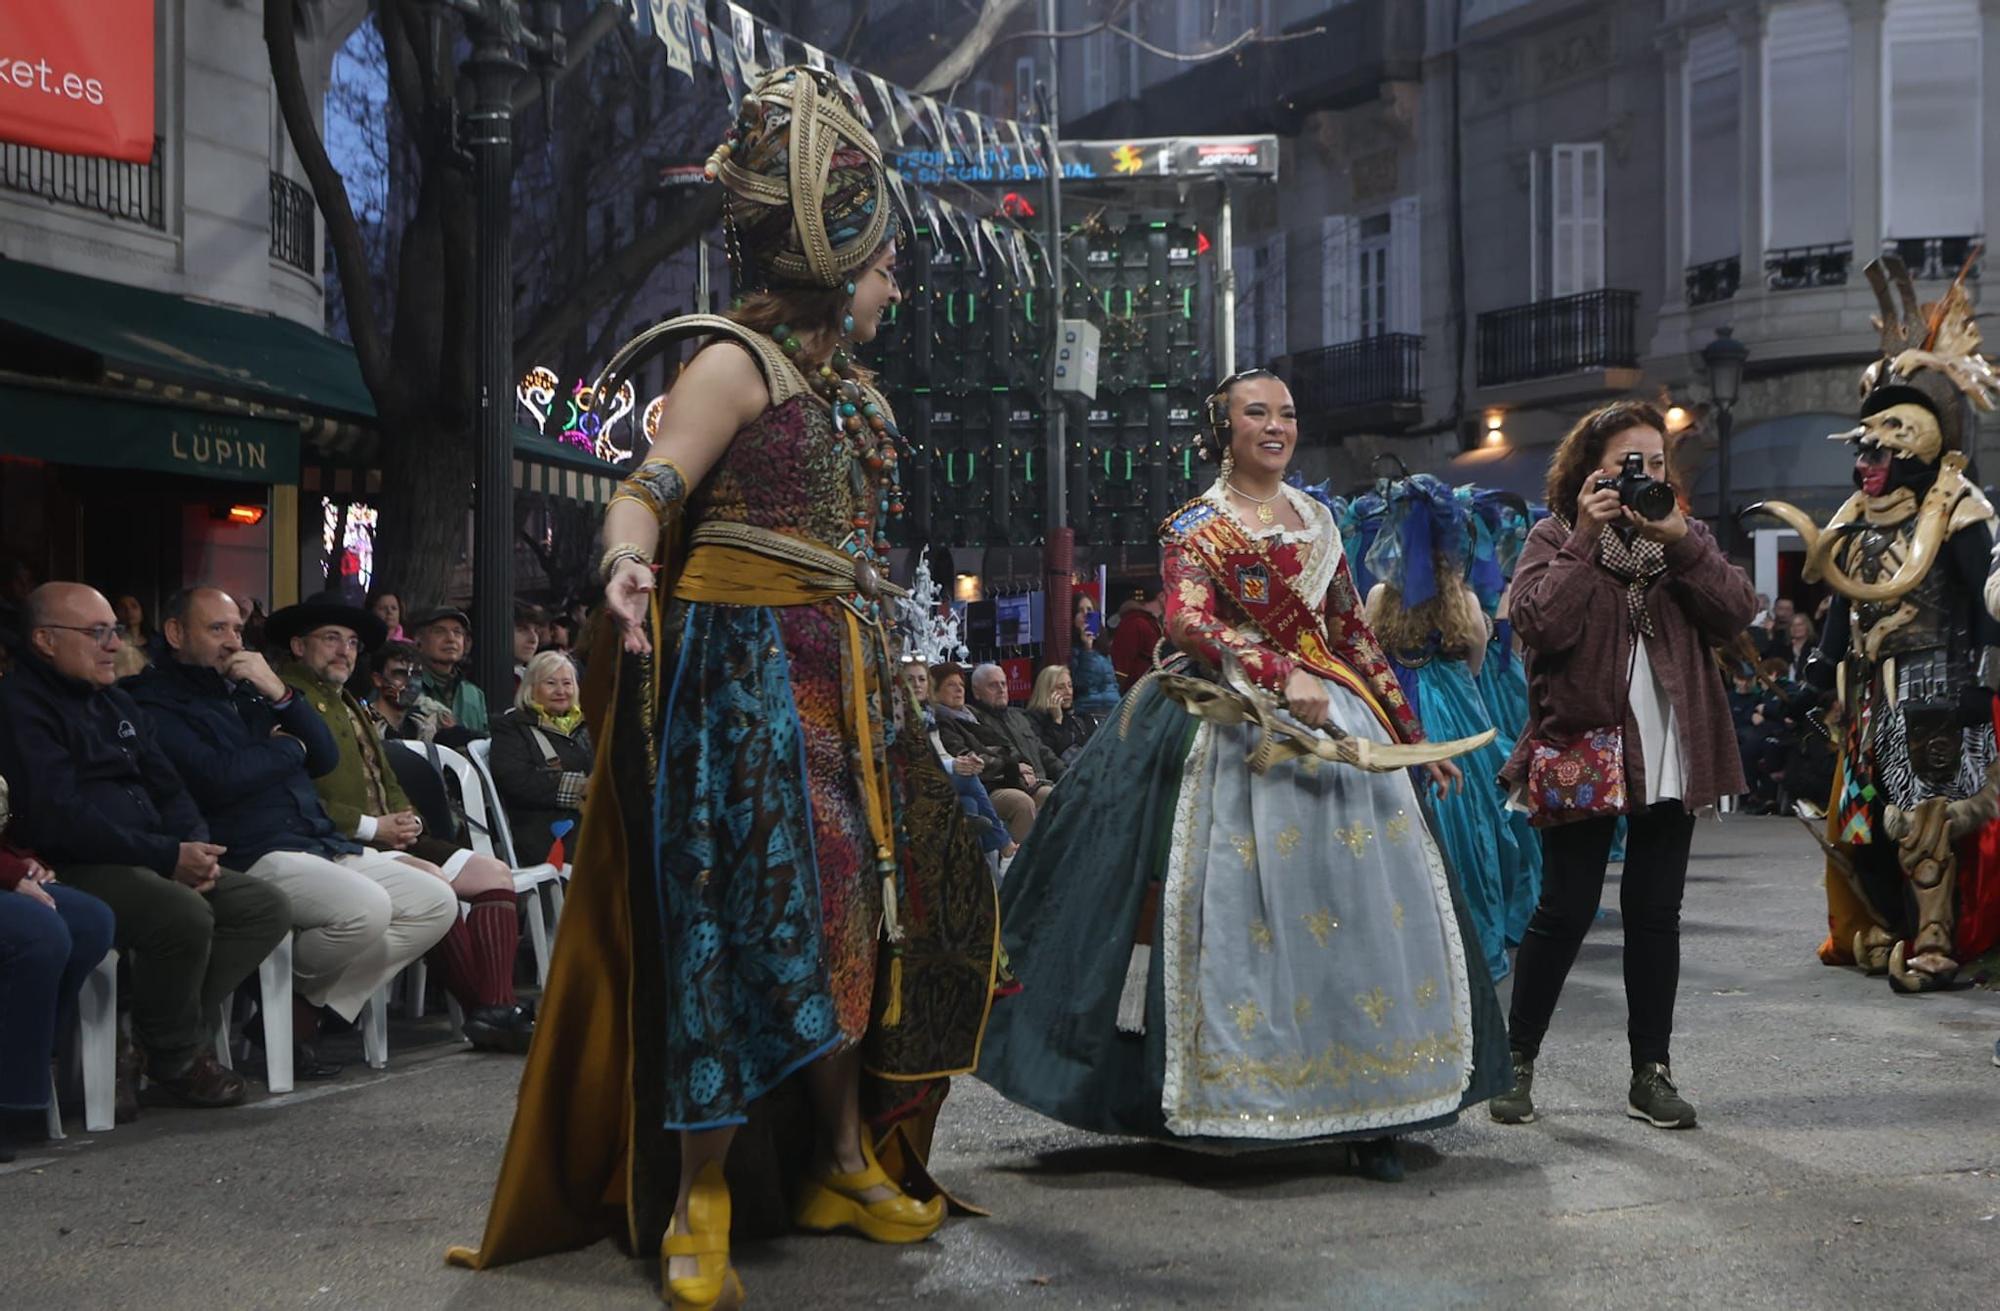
[447,67,998,1308]
[1469,492,1544,945]
[977,371,1510,1181]
[1362,476,1530,983]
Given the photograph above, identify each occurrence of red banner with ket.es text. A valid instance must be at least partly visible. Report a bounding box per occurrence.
[0,2,155,164]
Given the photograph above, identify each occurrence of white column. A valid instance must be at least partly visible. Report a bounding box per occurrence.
[1734,6,1768,280]
[1660,28,1689,304]
[1849,0,1885,260]
[1983,0,2000,251]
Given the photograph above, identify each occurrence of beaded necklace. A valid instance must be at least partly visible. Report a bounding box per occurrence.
[770,324,905,556]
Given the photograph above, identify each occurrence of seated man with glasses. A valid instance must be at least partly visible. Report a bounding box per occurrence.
[125,588,457,1075]
[0,583,290,1110]
[269,592,535,1055]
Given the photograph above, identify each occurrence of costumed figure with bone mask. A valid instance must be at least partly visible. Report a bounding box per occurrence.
[975,370,1511,1183]
[446,68,999,1308]
[1748,254,2000,994]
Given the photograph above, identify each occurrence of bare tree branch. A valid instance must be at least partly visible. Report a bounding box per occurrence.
[265,0,394,406]
[913,0,1033,95]
[510,2,628,115]
[514,188,725,369]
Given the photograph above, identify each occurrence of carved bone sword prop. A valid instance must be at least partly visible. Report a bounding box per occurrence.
[1156,674,1496,775]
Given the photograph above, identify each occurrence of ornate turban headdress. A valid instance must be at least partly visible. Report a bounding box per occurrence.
[704,66,897,290]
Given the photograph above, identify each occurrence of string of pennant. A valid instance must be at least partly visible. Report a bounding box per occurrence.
[619,0,1054,288]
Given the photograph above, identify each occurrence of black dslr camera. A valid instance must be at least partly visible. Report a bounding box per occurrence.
[1594,452,1677,522]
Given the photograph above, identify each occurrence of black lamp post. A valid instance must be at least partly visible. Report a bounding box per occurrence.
[429,2,564,710]
[1701,325,1749,555]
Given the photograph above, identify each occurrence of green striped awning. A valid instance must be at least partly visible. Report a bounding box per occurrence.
[514,456,616,506]
[301,429,622,507]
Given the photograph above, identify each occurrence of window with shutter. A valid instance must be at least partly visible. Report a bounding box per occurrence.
[1356,215,1392,338]
[1685,25,1741,265]
[1764,1,1851,249]
[1389,195,1422,335]
[1550,143,1605,297]
[1321,215,1355,345]
[1883,0,1982,238]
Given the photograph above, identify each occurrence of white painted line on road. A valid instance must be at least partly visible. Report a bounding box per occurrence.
[0,1154,61,1176]
[242,1053,463,1111]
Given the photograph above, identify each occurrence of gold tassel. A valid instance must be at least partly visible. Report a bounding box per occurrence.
[882,951,904,1028]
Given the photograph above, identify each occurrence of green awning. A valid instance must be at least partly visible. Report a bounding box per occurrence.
[515,428,621,505]
[0,257,374,419]
[0,384,299,485]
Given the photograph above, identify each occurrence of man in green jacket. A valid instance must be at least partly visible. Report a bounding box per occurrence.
[268,592,532,1053]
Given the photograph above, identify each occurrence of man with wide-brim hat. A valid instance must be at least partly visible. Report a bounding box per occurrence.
[273,590,534,1053]
[406,605,486,736]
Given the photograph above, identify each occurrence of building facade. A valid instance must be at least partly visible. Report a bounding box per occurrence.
[0,0,363,618]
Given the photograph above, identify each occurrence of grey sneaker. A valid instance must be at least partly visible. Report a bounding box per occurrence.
[1627,1062,1697,1128]
[1489,1051,1536,1124]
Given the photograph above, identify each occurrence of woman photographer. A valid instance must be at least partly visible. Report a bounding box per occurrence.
[1493,400,1754,1131]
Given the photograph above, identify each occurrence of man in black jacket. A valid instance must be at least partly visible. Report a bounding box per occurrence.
[126,589,456,1064]
[0,584,289,1108]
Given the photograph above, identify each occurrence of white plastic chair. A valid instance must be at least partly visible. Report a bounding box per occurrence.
[46,948,119,1140]
[388,740,561,987]
[467,736,568,927]
[213,933,296,1094]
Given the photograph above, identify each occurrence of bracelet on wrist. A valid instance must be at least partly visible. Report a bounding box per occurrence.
[599,542,655,584]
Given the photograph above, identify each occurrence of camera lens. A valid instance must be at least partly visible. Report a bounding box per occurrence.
[1634,479,1678,521]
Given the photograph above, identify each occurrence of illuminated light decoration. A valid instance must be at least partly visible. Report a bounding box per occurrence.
[320,498,378,591]
[998,191,1036,219]
[1111,143,1144,175]
[516,366,560,431]
[223,504,266,525]
[643,393,668,443]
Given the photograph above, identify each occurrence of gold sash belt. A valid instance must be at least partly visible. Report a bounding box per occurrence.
[670,520,906,944]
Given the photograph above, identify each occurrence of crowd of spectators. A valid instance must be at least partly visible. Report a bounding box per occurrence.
[0,577,597,1159]
[3,566,1217,1158]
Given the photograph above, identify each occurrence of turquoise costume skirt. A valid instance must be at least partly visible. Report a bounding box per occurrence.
[1477,634,1543,946]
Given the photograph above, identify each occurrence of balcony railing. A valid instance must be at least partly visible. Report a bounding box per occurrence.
[1881,235,1982,281]
[1764,243,1852,291]
[1475,289,1639,389]
[1685,256,1740,307]
[1289,333,1423,414]
[0,136,164,229]
[269,172,316,274]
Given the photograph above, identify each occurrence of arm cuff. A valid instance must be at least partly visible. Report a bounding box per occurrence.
[356,814,378,841]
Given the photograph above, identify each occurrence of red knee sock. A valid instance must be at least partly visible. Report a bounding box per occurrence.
[431,890,519,1009]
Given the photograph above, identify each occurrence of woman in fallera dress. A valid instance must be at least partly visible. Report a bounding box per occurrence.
[977,371,1510,1180]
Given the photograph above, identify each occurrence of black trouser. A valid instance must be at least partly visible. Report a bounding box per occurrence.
[1507,802,1695,1069]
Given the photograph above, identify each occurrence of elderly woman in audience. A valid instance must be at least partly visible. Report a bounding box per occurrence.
[488,650,591,866]
[112,594,151,679]
[902,660,1013,862]
[1026,663,1093,768]
[0,776,116,1160]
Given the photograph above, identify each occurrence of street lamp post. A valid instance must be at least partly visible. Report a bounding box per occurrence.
[1701,325,1749,556]
[433,1,563,710]
[1038,0,1072,670]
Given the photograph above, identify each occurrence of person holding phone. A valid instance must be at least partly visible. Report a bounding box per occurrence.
[1493,400,1754,1131]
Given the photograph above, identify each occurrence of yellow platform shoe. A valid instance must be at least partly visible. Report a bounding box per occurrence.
[793,1131,945,1244]
[661,1162,745,1309]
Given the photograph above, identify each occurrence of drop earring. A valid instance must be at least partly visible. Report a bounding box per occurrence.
[1219,447,1236,482]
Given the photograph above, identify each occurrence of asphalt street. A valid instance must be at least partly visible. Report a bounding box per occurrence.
[4,815,1995,1309]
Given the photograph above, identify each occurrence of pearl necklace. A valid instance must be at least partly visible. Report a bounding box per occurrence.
[1226,480,1284,526]
[771,325,905,555]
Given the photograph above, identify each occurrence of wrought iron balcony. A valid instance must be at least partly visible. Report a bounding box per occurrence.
[269,173,316,274]
[1288,333,1423,422]
[1685,256,1740,307]
[1764,243,1852,291]
[1881,235,1982,281]
[1,136,164,229]
[1475,290,1639,389]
